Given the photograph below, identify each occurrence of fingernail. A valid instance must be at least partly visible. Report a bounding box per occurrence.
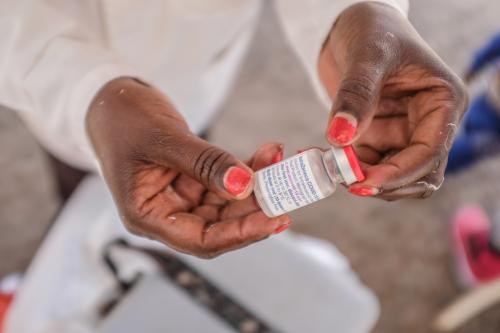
[272,148,284,164]
[349,186,379,197]
[274,223,291,234]
[223,167,252,196]
[328,113,357,145]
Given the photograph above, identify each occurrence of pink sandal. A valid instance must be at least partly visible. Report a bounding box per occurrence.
[452,204,500,287]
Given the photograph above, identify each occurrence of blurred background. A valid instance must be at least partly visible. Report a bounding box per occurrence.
[1,0,500,332]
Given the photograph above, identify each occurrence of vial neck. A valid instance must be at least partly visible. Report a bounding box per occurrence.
[322,149,345,185]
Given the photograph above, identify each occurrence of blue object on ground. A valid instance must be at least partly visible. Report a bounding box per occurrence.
[447,94,500,173]
[469,33,500,75]
[464,94,500,133]
[447,32,500,174]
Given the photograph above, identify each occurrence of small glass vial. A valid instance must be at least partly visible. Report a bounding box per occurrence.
[254,146,365,217]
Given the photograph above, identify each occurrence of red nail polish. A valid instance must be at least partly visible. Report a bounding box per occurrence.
[328,115,357,144]
[349,186,378,197]
[274,223,290,234]
[224,167,252,196]
[272,149,284,164]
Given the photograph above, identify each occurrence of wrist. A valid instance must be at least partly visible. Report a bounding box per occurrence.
[86,77,189,164]
[86,77,155,160]
[327,0,419,71]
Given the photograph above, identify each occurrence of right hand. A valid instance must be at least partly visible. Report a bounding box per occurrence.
[86,77,291,258]
[319,2,468,200]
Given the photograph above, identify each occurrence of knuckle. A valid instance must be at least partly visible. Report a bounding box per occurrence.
[193,237,221,259]
[119,204,157,240]
[236,223,248,244]
[365,37,399,64]
[439,73,469,121]
[339,75,377,108]
[420,191,435,199]
[148,128,176,150]
[194,246,220,260]
[121,213,143,237]
[192,146,231,187]
[416,179,441,199]
[419,185,436,199]
[145,125,191,161]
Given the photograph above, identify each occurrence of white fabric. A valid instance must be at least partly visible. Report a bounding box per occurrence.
[5,176,380,333]
[0,0,408,171]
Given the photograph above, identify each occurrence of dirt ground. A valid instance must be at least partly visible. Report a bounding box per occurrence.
[1,1,500,332]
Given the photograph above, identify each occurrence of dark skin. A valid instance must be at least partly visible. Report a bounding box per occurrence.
[87,78,291,259]
[87,2,468,258]
[321,2,468,200]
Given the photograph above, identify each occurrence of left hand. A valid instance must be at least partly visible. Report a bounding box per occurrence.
[87,78,291,258]
[319,2,468,200]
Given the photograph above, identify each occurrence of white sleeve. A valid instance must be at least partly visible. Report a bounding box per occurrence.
[274,0,409,107]
[0,0,141,171]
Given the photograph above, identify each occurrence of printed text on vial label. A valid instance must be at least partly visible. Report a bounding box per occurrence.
[259,154,326,215]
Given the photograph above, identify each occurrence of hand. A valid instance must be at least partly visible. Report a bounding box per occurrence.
[86,78,291,258]
[319,2,468,200]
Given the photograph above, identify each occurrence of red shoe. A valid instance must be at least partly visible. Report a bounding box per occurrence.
[0,293,14,333]
[452,204,500,287]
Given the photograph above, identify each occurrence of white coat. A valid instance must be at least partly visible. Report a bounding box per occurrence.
[0,0,408,170]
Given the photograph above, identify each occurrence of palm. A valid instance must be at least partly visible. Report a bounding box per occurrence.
[120,143,289,257]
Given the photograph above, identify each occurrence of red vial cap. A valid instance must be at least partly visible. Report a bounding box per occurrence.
[343,146,365,183]
[332,146,365,185]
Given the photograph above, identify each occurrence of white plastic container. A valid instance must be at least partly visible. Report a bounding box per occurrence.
[5,176,379,333]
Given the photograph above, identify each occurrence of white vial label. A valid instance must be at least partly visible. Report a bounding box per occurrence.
[257,153,326,216]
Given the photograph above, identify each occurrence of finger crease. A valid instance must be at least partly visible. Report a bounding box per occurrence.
[206,151,227,185]
[193,146,218,184]
[411,140,434,151]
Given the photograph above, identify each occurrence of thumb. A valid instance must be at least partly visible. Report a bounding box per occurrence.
[149,129,254,200]
[326,61,385,147]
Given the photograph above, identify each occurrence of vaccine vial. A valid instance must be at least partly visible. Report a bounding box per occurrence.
[254,146,365,217]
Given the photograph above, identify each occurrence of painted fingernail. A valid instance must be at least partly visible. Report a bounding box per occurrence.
[223,167,252,196]
[274,223,291,234]
[328,113,357,145]
[272,148,284,164]
[349,186,379,197]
